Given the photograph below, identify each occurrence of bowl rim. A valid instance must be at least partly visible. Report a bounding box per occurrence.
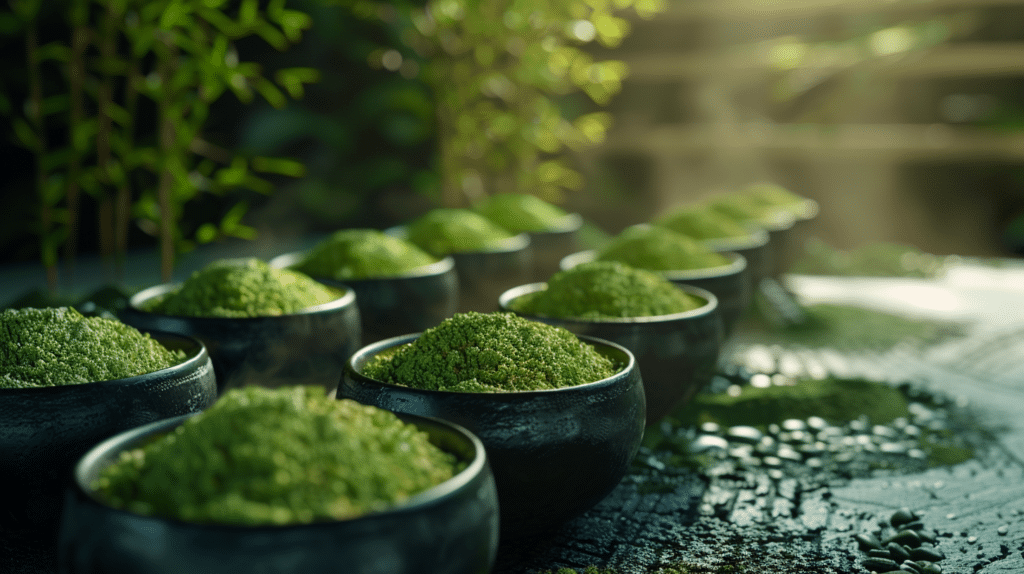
[560,249,747,281]
[0,330,209,395]
[71,408,490,532]
[701,226,770,252]
[347,331,637,398]
[384,225,531,255]
[498,281,719,324]
[267,250,457,281]
[127,280,357,321]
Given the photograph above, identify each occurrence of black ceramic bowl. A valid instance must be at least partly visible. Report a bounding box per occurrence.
[704,227,770,294]
[524,212,584,283]
[269,251,459,345]
[560,250,747,338]
[121,284,361,396]
[386,226,533,314]
[59,411,499,574]
[341,334,645,538]
[499,283,721,426]
[0,332,216,573]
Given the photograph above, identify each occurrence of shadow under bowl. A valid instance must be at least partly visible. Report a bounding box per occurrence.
[269,252,459,345]
[120,284,361,396]
[59,411,499,574]
[524,213,584,283]
[560,250,747,338]
[340,334,646,539]
[499,283,722,426]
[0,333,216,572]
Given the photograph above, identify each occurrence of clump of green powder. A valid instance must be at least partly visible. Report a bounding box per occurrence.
[474,193,570,233]
[290,229,440,280]
[705,183,809,228]
[791,238,947,279]
[405,208,517,256]
[508,261,704,320]
[0,307,185,389]
[93,386,461,525]
[741,182,808,212]
[595,225,729,271]
[654,205,756,240]
[144,258,342,318]
[362,311,619,392]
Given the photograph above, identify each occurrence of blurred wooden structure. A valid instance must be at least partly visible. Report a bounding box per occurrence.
[574,0,1024,256]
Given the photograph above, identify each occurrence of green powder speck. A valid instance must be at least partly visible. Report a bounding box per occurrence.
[144,258,343,318]
[654,205,755,241]
[291,229,439,280]
[474,193,570,233]
[595,225,729,271]
[362,312,620,392]
[509,261,704,320]
[0,307,186,389]
[92,386,461,525]
[406,208,516,256]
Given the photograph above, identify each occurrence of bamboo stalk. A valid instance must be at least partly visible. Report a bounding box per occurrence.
[25,25,58,291]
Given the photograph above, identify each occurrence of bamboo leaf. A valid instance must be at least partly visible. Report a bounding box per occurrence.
[251,156,305,177]
[214,157,247,187]
[255,77,287,109]
[12,118,38,150]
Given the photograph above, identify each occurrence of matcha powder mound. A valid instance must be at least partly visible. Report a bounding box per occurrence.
[93,386,461,525]
[293,229,439,280]
[509,261,704,320]
[0,307,186,389]
[362,312,620,392]
[146,258,342,318]
[405,208,515,256]
[596,225,729,272]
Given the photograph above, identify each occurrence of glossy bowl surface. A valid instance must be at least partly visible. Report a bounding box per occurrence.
[341,334,645,538]
[270,251,458,344]
[704,227,770,293]
[499,283,721,425]
[525,212,583,283]
[121,284,361,396]
[386,226,533,314]
[59,411,499,574]
[560,249,747,337]
[0,333,216,572]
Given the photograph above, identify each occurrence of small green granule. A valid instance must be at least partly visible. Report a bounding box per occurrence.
[406,208,516,256]
[0,307,185,389]
[474,193,570,233]
[595,225,729,271]
[92,386,461,525]
[145,258,342,318]
[508,261,704,320]
[290,229,439,280]
[654,205,755,240]
[362,311,619,392]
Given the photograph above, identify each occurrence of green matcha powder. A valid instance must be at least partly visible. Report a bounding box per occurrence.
[405,208,516,256]
[93,386,461,525]
[144,258,342,318]
[595,225,729,272]
[509,261,704,320]
[474,193,570,233]
[362,311,620,392]
[291,229,439,280]
[0,307,185,389]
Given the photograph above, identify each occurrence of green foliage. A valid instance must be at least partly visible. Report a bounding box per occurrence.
[1,0,314,285]
[350,0,664,206]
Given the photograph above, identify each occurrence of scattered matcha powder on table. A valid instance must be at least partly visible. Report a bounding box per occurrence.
[291,229,439,280]
[654,205,755,241]
[93,386,461,525]
[474,192,570,233]
[144,258,342,318]
[362,312,620,392]
[405,208,516,256]
[0,307,185,389]
[508,261,704,320]
[595,225,729,271]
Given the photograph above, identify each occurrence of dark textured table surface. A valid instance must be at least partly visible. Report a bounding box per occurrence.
[492,264,1024,574]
